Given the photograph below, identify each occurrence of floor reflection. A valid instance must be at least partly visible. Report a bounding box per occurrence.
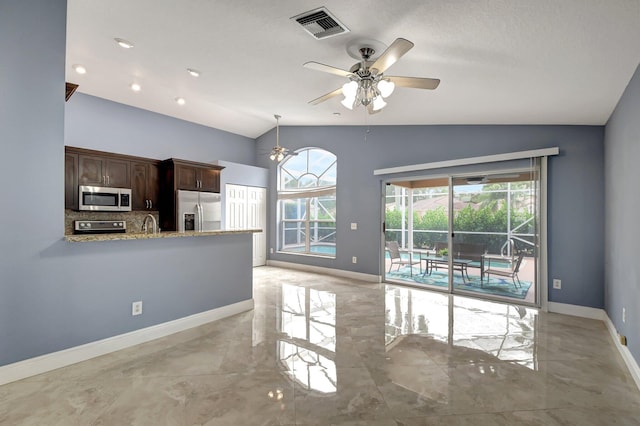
[278,284,337,393]
[385,286,538,369]
[277,278,540,399]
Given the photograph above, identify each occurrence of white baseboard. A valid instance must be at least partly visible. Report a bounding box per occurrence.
[266,260,381,283]
[604,315,640,391]
[547,302,606,320]
[0,299,254,386]
[546,302,639,391]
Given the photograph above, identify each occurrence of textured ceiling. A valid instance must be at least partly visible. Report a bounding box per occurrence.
[66,0,640,138]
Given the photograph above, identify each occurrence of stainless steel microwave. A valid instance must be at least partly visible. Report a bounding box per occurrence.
[78,185,132,211]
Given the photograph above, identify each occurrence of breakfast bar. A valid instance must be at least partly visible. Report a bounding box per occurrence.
[64,229,261,243]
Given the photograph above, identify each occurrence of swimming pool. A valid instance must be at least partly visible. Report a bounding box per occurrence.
[283,245,336,256]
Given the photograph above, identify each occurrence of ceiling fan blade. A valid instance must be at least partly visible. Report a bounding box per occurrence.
[303,61,353,78]
[308,88,343,105]
[370,38,414,74]
[387,76,440,90]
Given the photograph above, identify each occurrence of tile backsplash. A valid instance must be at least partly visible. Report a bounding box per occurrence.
[65,210,160,235]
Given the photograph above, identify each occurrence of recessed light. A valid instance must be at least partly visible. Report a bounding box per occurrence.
[175,97,186,105]
[114,38,134,49]
[73,64,87,74]
[186,68,201,77]
[130,83,141,92]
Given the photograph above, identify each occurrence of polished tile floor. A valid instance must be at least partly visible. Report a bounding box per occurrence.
[2,266,640,425]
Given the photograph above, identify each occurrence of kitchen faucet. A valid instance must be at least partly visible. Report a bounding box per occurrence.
[142,214,158,234]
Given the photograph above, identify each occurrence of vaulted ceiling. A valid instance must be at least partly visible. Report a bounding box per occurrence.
[66,0,640,138]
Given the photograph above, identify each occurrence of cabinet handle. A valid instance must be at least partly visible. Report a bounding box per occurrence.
[145,200,149,209]
[149,200,153,209]
[102,176,106,185]
[107,176,110,185]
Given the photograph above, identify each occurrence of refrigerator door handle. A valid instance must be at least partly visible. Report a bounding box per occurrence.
[195,204,200,232]
[198,204,204,232]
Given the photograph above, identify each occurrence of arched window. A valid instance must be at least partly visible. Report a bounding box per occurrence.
[278,148,336,257]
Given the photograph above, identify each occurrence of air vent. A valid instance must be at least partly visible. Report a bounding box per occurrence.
[291,7,350,40]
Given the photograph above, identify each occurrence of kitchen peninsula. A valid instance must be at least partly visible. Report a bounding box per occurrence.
[65,228,261,242]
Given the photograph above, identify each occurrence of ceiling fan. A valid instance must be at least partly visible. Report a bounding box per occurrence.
[304,38,440,114]
[268,114,297,162]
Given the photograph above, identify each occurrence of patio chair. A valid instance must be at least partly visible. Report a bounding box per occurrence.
[483,252,525,288]
[386,241,420,273]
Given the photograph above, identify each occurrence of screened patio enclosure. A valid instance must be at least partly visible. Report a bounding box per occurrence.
[384,168,540,305]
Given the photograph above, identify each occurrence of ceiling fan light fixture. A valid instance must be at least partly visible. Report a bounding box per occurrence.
[466,177,485,185]
[377,79,395,98]
[342,81,358,98]
[372,96,387,111]
[341,96,355,110]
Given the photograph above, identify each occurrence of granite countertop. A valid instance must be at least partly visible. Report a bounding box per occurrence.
[64,229,262,243]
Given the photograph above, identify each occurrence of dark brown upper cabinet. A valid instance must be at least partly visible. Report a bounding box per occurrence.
[170,160,223,193]
[78,154,130,188]
[65,82,78,101]
[131,160,159,211]
[65,152,78,209]
[65,146,159,211]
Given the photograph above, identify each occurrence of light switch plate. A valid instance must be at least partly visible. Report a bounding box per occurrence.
[350,223,357,230]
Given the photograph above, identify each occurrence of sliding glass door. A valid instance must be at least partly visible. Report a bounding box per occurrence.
[383,164,540,306]
[450,169,539,304]
[384,180,449,291]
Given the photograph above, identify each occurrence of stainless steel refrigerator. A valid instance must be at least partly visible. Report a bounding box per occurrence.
[177,190,221,232]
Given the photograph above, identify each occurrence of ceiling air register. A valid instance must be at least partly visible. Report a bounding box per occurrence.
[291,7,350,40]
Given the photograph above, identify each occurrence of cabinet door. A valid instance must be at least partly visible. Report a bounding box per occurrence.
[176,164,198,190]
[105,158,130,187]
[78,155,105,185]
[131,162,160,210]
[199,168,220,192]
[65,153,78,209]
[131,162,148,210]
[147,163,159,209]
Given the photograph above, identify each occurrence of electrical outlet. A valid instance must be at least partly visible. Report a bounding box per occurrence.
[351,222,358,230]
[553,279,561,289]
[352,256,357,264]
[270,247,274,254]
[623,307,626,323]
[132,301,143,316]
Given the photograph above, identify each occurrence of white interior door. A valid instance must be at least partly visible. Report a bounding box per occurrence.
[248,187,267,266]
[225,184,267,267]
[225,184,247,230]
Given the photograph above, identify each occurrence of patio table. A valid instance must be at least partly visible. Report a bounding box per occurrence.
[419,253,473,283]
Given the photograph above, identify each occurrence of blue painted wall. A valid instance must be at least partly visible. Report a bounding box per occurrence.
[65,93,256,164]
[605,62,640,363]
[256,125,605,308]
[0,0,253,367]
